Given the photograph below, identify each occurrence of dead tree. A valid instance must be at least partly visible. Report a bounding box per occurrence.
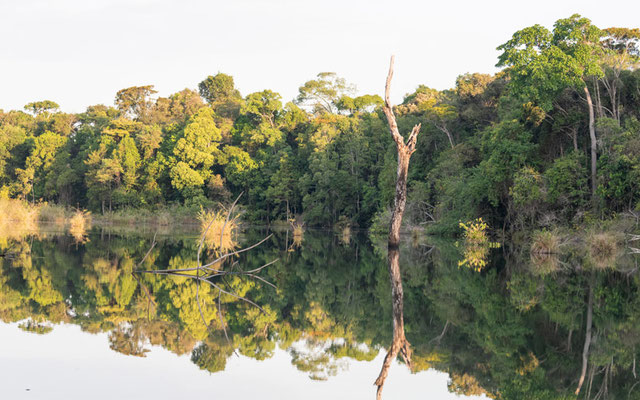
[374,55,421,400]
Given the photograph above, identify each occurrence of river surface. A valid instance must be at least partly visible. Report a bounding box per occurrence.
[1,227,638,399]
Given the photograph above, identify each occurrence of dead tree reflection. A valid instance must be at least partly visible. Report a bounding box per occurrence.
[374,56,421,400]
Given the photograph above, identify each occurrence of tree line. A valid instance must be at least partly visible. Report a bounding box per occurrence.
[1,14,638,232]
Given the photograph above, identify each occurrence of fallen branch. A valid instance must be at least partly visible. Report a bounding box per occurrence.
[134,193,277,348]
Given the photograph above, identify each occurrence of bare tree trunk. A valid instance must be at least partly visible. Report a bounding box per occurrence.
[435,124,454,149]
[575,285,593,396]
[374,55,420,400]
[594,77,604,119]
[584,86,597,202]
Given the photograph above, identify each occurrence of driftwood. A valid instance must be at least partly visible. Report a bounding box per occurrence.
[374,56,421,400]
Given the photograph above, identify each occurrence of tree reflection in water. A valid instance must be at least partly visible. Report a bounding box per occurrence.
[0,227,639,399]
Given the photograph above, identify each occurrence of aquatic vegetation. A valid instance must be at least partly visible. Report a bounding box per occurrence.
[290,218,305,249]
[529,230,563,274]
[587,231,623,269]
[37,202,68,224]
[68,209,92,243]
[198,208,238,254]
[457,218,500,271]
[530,230,561,255]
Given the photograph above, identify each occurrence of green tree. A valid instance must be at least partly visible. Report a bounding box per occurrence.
[497,14,604,201]
[24,100,59,118]
[198,73,241,104]
[115,85,157,121]
[296,72,355,115]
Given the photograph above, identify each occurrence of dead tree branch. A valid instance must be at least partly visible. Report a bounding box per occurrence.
[134,193,277,348]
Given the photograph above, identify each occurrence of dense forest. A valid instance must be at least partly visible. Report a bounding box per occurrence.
[1,14,639,234]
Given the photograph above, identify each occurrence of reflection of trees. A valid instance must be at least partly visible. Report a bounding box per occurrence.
[109,324,149,357]
[191,335,234,373]
[2,230,640,398]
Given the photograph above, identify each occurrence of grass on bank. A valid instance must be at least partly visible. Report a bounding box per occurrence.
[0,199,96,240]
[93,205,199,227]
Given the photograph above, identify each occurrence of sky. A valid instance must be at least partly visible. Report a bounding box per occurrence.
[1,0,639,113]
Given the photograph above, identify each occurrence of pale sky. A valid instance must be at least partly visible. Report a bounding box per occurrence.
[1,0,639,113]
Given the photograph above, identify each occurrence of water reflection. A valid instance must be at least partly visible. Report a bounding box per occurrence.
[1,227,639,399]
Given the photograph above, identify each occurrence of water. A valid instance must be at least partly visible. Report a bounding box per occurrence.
[0,227,638,399]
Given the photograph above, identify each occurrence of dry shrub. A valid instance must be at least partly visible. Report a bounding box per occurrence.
[528,230,563,274]
[291,221,304,248]
[0,199,39,239]
[340,225,351,245]
[529,252,561,275]
[198,209,238,254]
[587,232,621,269]
[530,230,560,255]
[68,210,92,243]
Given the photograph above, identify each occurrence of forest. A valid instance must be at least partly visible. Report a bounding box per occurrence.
[1,14,639,235]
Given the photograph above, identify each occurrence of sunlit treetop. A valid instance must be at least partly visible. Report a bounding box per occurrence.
[198,73,242,105]
[24,100,59,117]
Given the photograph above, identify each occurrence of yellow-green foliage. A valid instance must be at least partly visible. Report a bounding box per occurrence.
[459,218,490,245]
[458,218,500,271]
[448,373,490,397]
[18,320,53,335]
[169,279,218,340]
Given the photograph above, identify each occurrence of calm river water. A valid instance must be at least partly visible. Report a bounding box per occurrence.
[1,227,638,399]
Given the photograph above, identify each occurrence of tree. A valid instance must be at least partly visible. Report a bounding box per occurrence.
[150,88,205,124]
[497,14,604,201]
[599,27,640,122]
[115,85,157,121]
[24,100,59,118]
[296,72,355,114]
[336,94,383,115]
[398,85,456,148]
[24,130,67,200]
[169,107,226,203]
[198,73,241,104]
